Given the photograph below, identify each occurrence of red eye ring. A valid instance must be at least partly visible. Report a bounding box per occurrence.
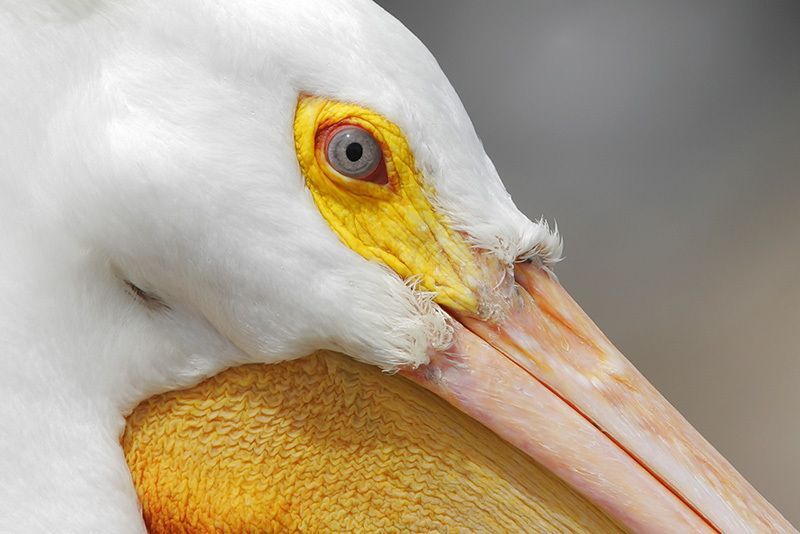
[321,123,389,185]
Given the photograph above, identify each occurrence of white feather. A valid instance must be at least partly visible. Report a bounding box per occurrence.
[0,0,560,530]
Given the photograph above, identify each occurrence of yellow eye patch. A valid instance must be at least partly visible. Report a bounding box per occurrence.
[294,95,488,314]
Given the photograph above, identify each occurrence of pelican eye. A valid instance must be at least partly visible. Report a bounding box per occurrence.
[324,125,385,183]
[295,95,484,313]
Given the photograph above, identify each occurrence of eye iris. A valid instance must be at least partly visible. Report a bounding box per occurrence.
[326,126,381,179]
[345,142,363,162]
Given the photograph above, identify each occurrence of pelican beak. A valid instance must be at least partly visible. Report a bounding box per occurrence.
[294,95,792,531]
[402,261,791,532]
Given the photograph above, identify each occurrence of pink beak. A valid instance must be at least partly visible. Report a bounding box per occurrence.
[402,262,793,532]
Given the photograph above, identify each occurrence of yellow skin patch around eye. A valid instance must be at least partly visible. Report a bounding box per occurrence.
[294,95,497,314]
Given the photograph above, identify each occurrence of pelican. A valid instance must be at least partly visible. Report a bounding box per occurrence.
[0,0,794,532]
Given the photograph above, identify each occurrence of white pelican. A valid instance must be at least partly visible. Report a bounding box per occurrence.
[0,0,794,532]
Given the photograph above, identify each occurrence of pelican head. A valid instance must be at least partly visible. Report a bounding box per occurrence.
[0,0,792,532]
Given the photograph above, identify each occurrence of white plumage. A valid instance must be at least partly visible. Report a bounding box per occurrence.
[0,1,559,531]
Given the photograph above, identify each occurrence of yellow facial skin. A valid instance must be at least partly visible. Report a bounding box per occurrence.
[295,95,498,314]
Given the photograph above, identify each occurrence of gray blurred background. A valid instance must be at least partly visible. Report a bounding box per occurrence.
[376,0,800,524]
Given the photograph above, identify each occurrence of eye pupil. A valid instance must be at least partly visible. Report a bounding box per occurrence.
[345,142,363,162]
